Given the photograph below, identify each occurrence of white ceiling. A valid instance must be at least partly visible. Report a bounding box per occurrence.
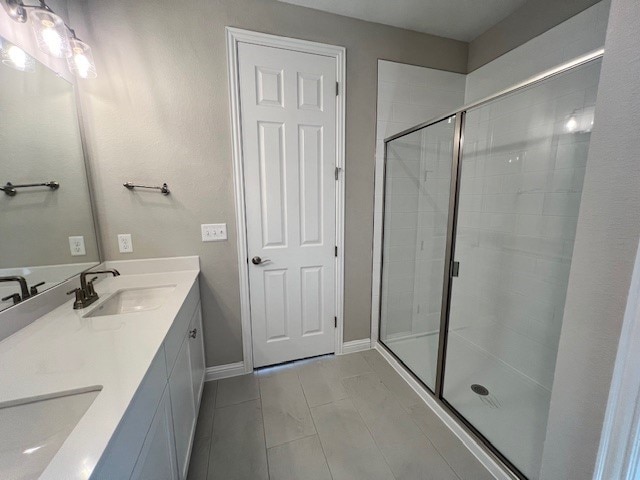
[277,0,528,42]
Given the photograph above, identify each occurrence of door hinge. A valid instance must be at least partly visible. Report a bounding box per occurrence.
[451,261,460,277]
[335,166,341,181]
[336,81,339,96]
[334,316,337,328]
[335,246,338,257]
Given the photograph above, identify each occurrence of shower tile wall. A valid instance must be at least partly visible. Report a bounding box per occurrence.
[465,0,610,103]
[373,61,465,340]
[452,61,602,391]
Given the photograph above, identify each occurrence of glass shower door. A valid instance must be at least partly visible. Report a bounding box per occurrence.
[442,58,602,479]
[379,116,456,391]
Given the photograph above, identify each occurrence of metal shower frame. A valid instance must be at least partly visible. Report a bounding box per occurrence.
[377,48,605,480]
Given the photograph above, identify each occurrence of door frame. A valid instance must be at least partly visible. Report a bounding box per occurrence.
[226,27,346,373]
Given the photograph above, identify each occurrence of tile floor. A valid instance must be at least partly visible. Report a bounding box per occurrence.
[186,349,495,480]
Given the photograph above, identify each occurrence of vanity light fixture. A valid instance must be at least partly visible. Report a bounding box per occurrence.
[0,38,35,72]
[67,37,96,79]
[30,7,70,58]
[0,0,97,77]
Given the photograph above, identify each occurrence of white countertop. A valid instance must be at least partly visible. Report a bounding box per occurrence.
[0,262,199,480]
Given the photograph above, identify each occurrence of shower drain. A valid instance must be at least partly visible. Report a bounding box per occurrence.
[470,384,490,396]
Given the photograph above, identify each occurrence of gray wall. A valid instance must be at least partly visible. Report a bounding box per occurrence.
[540,0,640,477]
[68,0,467,367]
[467,0,601,72]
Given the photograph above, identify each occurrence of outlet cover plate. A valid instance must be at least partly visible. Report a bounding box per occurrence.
[201,223,227,242]
[118,234,133,253]
[69,236,86,256]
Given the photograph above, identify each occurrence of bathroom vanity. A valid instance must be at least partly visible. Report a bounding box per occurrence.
[0,257,204,480]
[0,22,205,479]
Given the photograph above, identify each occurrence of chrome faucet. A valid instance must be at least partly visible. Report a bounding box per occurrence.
[0,276,30,305]
[67,269,120,310]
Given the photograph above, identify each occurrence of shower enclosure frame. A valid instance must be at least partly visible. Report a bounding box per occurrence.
[377,48,605,480]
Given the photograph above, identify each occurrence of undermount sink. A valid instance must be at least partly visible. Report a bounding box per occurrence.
[84,285,176,318]
[0,387,101,480]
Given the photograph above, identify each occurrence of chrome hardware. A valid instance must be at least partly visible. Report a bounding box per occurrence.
[1,181,59,196]
[123,182,170,195]
[251,256,270,265]
[189,328,197,339]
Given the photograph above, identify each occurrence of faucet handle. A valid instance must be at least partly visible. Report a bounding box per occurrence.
[2,293,22,305]
[86,277,99,297]
[67,287,87,310]
[30,281,46,296]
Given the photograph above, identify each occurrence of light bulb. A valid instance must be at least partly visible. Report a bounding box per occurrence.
[42,27,64,57]
[8,45,26,68]
[73,51,90,77]
[565,116,578,133]
[30,9,70,58]
[0,39,35,72]
[67,38,97,78]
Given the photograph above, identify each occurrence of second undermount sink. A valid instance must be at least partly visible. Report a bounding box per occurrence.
[84,285,176,318]
[0,387,101,480]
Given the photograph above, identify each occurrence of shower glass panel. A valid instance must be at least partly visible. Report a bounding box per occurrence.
[379,116,456,391]
[442,58,602,479]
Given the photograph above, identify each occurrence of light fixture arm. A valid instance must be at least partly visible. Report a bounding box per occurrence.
[2,0,84,41]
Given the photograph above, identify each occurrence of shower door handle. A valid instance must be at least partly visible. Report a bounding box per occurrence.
[451,261,460,278]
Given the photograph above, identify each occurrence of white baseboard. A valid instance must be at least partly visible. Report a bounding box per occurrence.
[341,338,372,354]
[205,361,246,382]
[374,342,513,480]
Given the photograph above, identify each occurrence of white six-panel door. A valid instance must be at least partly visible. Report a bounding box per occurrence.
[238,42,337,368]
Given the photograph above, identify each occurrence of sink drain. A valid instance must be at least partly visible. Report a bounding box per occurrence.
[471,384,489,396]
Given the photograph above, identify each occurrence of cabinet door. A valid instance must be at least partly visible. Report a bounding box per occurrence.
[188,307,205,406]
[169,335,196,479]
[131,387,178,480]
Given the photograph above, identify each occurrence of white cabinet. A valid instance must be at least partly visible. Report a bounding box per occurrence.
[188,308,205,405]
[91,292,205,480]
[169,332,197,479]
[131,387,178,480]
[91,347,168,480]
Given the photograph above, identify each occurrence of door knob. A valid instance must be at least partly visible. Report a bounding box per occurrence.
[252,256,270,265]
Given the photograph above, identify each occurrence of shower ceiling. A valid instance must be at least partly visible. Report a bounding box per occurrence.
[277,0,527,41]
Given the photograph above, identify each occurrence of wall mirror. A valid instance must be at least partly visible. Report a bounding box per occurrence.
[0,33,99,312]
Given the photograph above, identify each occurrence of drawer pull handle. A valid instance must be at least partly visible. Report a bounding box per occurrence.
[189,328,197,339]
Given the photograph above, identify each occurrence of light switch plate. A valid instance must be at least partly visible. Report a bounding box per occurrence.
[118,234,133,253]
[201,223,227,242]
[69,236,86,256]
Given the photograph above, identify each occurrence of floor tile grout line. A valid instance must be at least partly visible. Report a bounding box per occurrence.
[257,372,272,480]
[338,387,399,480]
[408,410,474,480]
[419,430,466,480]
[213,395,261,410]
[298,367,335,480]
[349,351,463,480]
[202,382,218,480]
[266,432,319,451]
[369,350,490,480]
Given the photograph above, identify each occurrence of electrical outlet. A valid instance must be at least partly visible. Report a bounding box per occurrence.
[201,223,227,242]
[118,234,133,253]
[69,236,86,256]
